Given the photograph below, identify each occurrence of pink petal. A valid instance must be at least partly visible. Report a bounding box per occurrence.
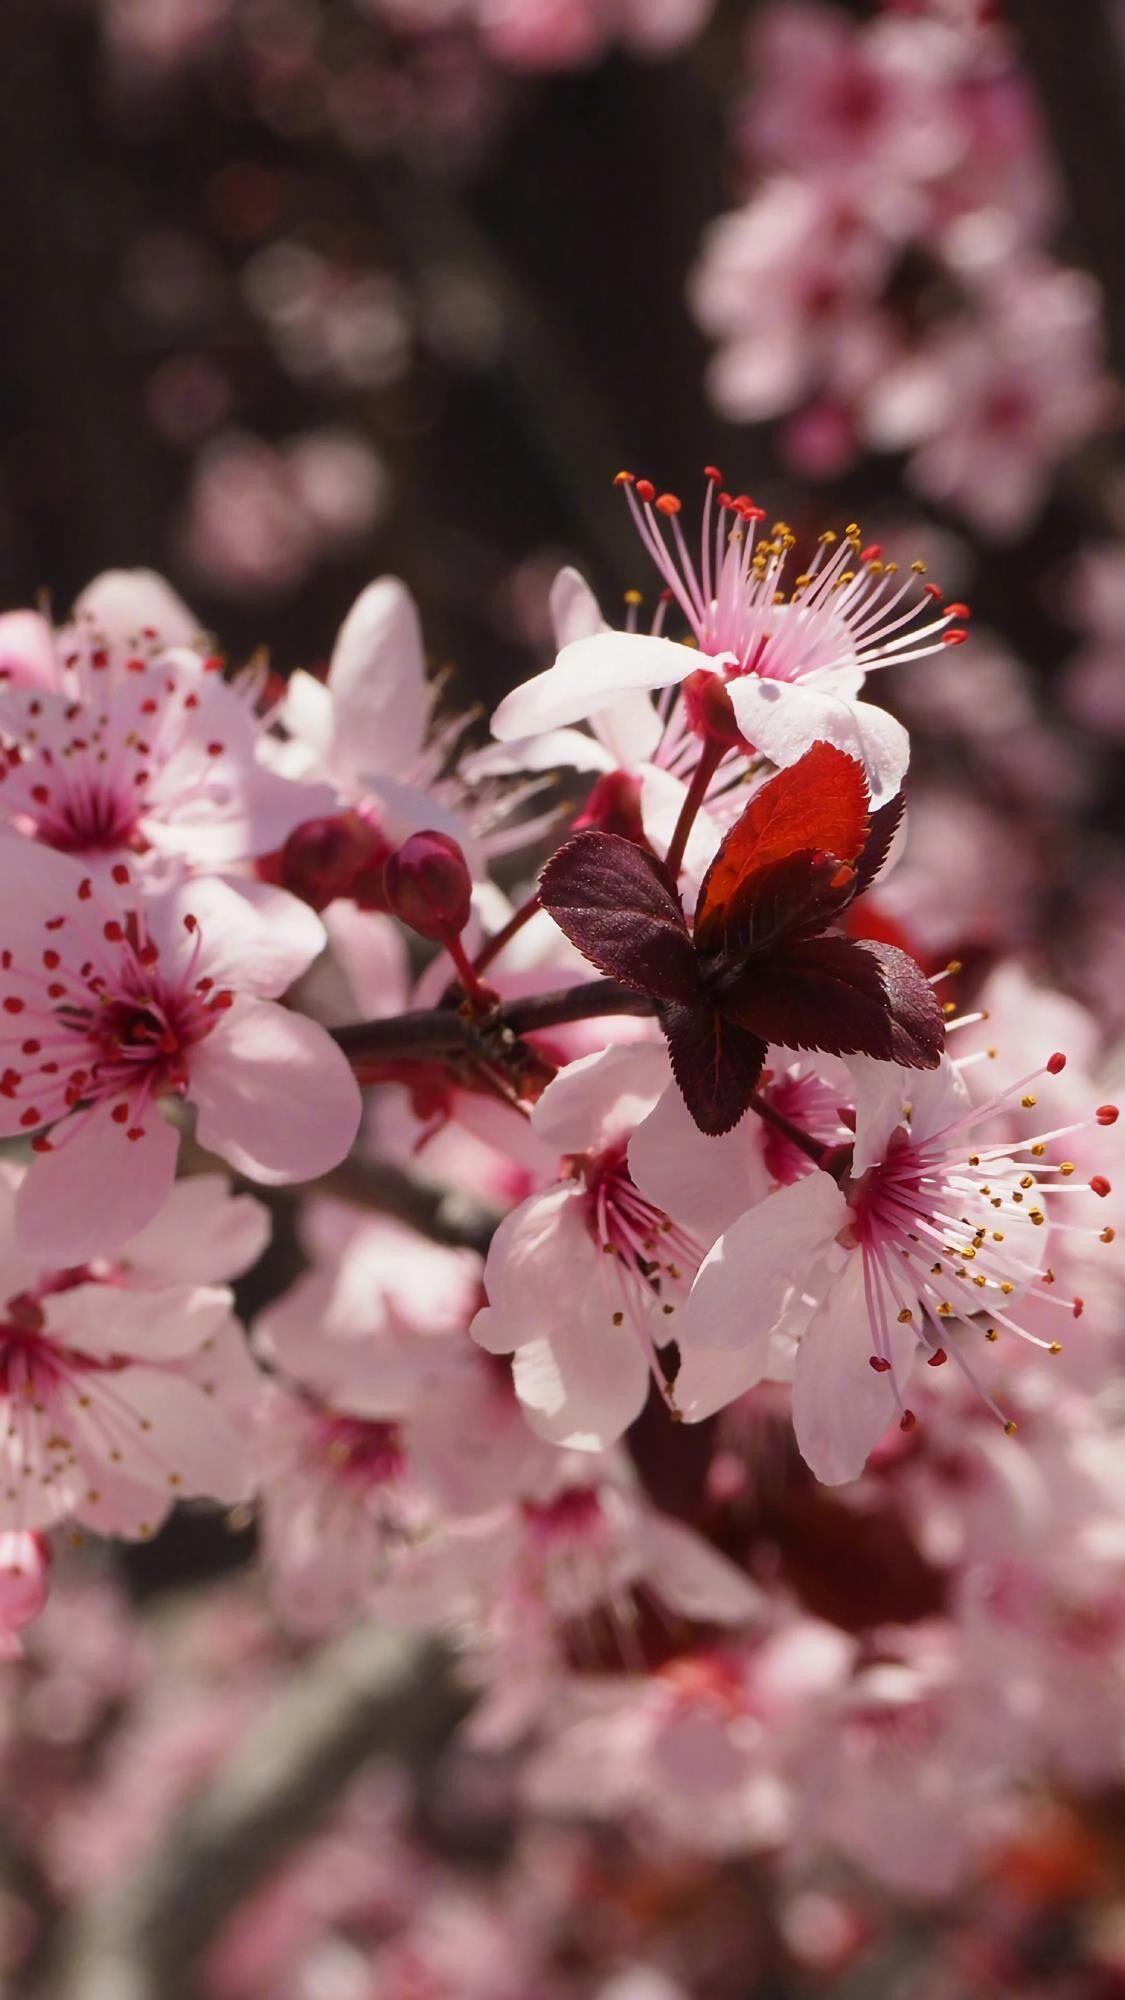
[0,612,60,690]
[15,1102,180,1264]
[328,577,430,778]
[121,1173,271,1284]
[189,998,361,1184]
[151,875,327,999]
[45,1281,233,1361]
[678,1170,847,1357]
[791,1253,918,1485]
[512,1313,650,1451]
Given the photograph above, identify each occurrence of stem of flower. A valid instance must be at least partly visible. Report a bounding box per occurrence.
[472,891,541,976]
[663,737,723,882]
[747,1089,827,1169]
[444,931,495,1011]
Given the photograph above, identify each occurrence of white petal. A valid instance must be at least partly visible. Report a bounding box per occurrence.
[727,679,910,804]
[791,1253,918,1485]
[678,1170,847,1356]
[492,633,700,740]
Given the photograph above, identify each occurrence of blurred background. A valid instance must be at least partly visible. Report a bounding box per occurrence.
[7,1,1125,1996]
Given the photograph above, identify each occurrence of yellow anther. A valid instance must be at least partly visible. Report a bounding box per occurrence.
[1021,1094,1037,1108]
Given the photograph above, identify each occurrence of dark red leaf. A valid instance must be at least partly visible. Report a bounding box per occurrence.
[697,848,858,971]
[693,742,869,952]
[717,934,944,1069]
[661,1000,767,1136]
[539,832,698,1003]
[853,792,906,900]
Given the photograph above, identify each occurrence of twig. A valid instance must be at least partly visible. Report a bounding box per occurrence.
[56,1628,469,2000]
[330,976,656,1066]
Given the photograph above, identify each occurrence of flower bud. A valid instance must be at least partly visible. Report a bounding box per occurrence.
[572,770,647,844]
[682,667,745,751]
[384,830,473,943]
[277,811,392,912]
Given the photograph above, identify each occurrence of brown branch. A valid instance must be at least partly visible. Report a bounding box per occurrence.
[330,977,656,1067]
[56,1628,469,2000]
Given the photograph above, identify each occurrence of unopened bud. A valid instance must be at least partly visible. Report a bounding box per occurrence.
[384,830,473,942]
[572,770,646,844]
[278,811,392,913]
[682,667,745,750]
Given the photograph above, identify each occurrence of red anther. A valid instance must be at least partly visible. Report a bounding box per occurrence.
[111,863,130,885]
[655,492,682,516]
[127,1127,145,1142]
[111,1103,130,1125]
[42,950,59,970]
[384,830,473,944]
[860,543,882,563]
[945,602,971,619]
[1073,1296,1085,1318]
[1090,1176,1112,1198]
[942,630,969,647]
[2,998,24,1014]
[203,656,224,673]
[704,464,723,483]
[927,1348,948,1367]
[718,491,733,508]
[899,1409,917,1432]
[206,742,224,758]
[103,922,123,943]
[30,1137,52,1153]
[30,785,49,806]
[212,990,235,1010]
[0,1070,17,1096]
[923,582,944,600]
[78,879,92,900]
[1096,1104,1119,1125]
[184,692,199,710]
[613,470,635,486]
[18,1108,40,1129]
[1047,1052,1067,1074]
[21,1040,40,1056]
[868,1356,892,1372]
[743,503,767,521]
[183,914,199,933]
[634,479,656,503]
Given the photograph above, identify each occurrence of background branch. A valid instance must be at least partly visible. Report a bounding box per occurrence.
[329,977,656,1066]
[57,1629,469,2000]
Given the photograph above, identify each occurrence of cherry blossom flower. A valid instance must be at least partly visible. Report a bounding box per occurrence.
[471,1042,701,1448]
[675,1052,1118,1482]
[0,848,361,1263]
[0,570,334,884]
[493,475,970,803]
[0,1162,262,1542]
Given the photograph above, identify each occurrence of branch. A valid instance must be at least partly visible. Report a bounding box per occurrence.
[330,977,656,1067]
[1011,0,1125,378]
[57,1628,469,2000]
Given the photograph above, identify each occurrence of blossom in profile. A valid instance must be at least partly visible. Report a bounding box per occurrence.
[0,848,361,1262]
[493,473,970,802]
[0,569,333,883]
[471,1042,703,1449]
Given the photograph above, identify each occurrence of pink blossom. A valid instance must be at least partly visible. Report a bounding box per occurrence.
[862,259,1112,540]
[0,849,361,1262]
[0,1162,262,1541]
[493,480,969,804]
[676,1053,1118,1482]
[0,570,334,882]
[0,1533,51,1658]
[471,1043,703,1449]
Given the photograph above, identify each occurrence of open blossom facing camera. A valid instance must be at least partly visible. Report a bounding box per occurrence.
[0,569,333,883]
[0,847,361,1262]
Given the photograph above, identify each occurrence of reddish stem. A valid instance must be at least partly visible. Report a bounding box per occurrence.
[663,737,724,882]
[472,891,541,976]
[747,1089,827,1169]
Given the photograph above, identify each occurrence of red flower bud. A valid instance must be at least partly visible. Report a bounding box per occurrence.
[572,770,647,844]
[384,831,473,943]
[682,667,745,751]
[277,811,392,912]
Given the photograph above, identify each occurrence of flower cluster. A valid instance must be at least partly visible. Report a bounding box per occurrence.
[692,0,1114,537]
[1,475,1123,1968]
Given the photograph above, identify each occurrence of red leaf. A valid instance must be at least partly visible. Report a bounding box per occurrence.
[539,832,698,1002]
[661,1000,767,1136]
[693,742,869,952]
[853,792,905,900]
[698,848,858,970]
[718,934,944,1069]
